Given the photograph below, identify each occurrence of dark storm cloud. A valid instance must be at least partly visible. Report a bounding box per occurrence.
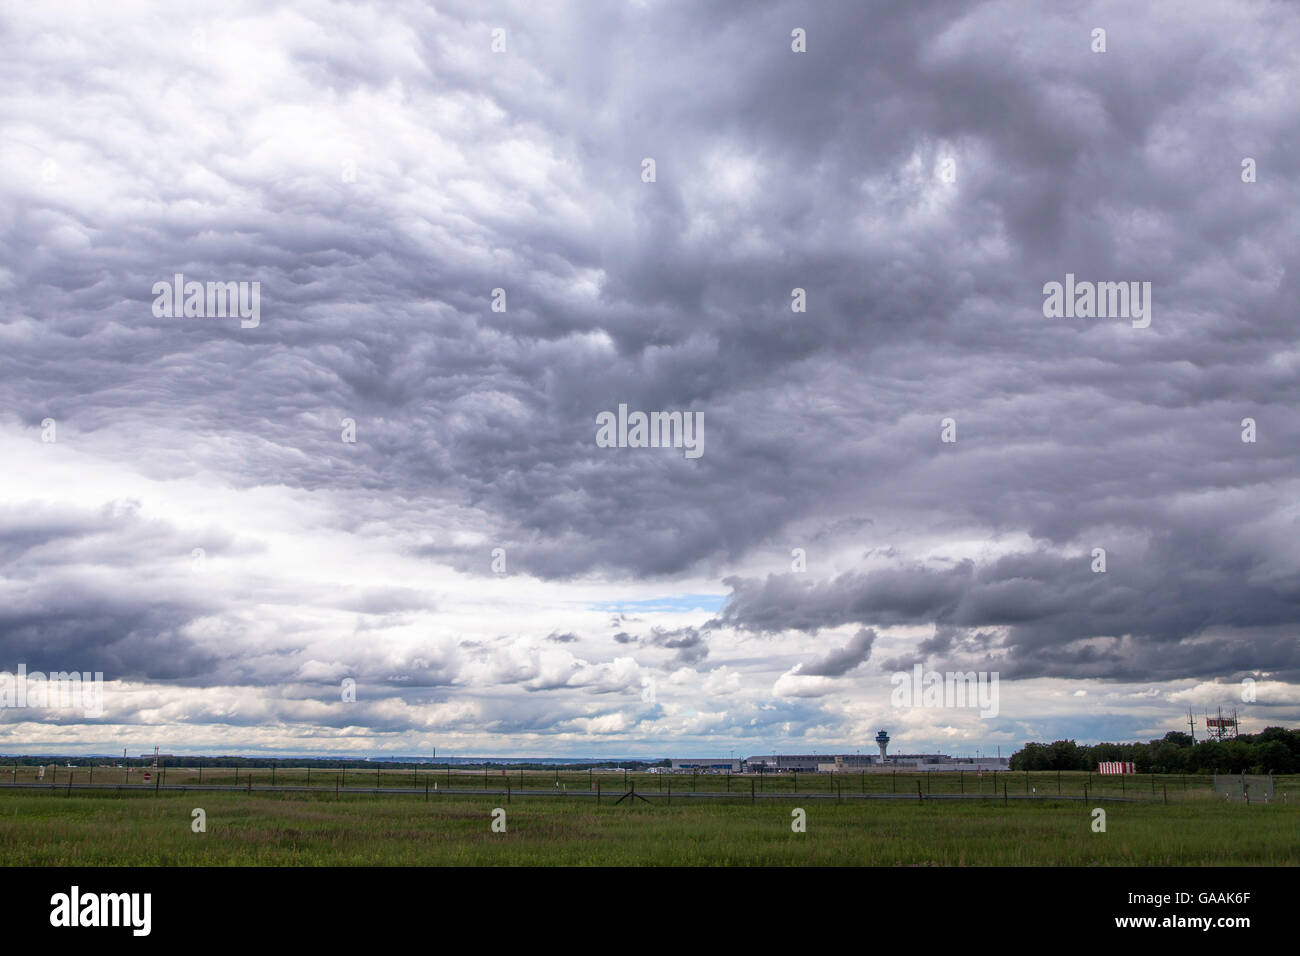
[645,625,709,666]
[0,595,217,683]
[799,627,876,677]
[0,503,223,681]
[6,0,1296,577]
[608,625,709,666]
[721,537,1300,681]
[717,567,972,634]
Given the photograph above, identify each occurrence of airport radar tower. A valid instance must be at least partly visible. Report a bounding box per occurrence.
[875,729,890,763]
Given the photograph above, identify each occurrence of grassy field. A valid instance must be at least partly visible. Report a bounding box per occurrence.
[1,777,1296,865]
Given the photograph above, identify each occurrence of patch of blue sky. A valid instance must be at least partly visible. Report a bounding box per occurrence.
[588,594,726,615]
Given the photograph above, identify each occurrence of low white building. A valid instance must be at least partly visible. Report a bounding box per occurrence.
[669,758,741,772]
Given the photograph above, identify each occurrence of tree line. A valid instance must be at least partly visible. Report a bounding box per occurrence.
[1009,726,1299,774]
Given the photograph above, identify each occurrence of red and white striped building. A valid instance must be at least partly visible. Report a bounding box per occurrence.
[1097,761,1136,774]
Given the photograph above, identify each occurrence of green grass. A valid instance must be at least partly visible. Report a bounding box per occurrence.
[1,783,1296,865]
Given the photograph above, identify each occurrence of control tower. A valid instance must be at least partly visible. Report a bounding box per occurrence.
[875,729,890,763]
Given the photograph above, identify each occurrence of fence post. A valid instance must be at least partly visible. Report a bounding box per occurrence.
[425,780,429,802]
[67,772,73,797]
[597,780,601,806]
[336,775,339,797]
[1163,784,1167,805]
[892,770,896,793]
[916,781,922,802]
[751,778,755,805]
[272,766,275,787]
[667,781,671,804]
[156,770,161,796]
[1003,782,1008,805]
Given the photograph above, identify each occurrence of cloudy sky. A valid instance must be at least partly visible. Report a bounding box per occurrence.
[2,0,1297,759]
